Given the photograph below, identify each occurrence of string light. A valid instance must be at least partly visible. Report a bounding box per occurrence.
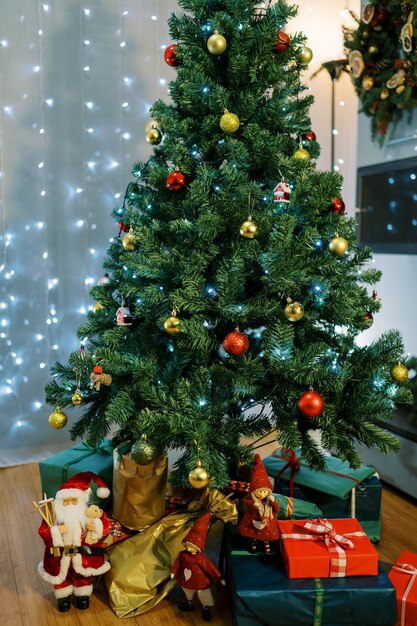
[0,2,169,462]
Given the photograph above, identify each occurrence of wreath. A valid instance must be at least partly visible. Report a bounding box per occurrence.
[343,0,417,143]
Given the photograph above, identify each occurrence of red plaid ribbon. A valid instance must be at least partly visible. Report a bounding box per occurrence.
[280,518,366,578]
[392,563,417,626]
[276,448,300,498]
[225,480,251,494]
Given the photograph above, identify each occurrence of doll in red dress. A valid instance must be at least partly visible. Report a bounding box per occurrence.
[170,511,225,622]
[238,454,279,557]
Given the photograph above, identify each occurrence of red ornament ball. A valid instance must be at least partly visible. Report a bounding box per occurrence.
[274,31,290,54]
[363,311,374,327]
[118,221,130,232]
[329,198,345,215]
[223,331,249,356]
[302,131,316,142]
[298,389,325,418]
[164,44,179,67]
[166,170,187,192]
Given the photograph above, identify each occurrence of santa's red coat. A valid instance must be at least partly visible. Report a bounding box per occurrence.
[38,514,111,585]
[171,550,222,590]
[238,496,279,541]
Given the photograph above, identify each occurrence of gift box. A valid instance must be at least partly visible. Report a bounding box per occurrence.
[263,448,382,542]
[229,553,397,626]
[278,517,379,578]
[39,440,114,509]
[388,550,417,626]
[223,520,396,626]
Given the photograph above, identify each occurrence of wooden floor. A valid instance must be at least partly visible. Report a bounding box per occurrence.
[1,462,417,626]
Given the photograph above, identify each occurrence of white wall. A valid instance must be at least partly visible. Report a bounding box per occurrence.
[356,111,417,357]
[290,0,360,214]
[354,78,417,496]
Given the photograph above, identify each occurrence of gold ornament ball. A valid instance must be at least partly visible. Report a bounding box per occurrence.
[299,46,313,66]
[380,88,389,100]
[240,219,258,239]
[188,463,211,489]
[122,230,136,251]
[164,315,181,334]
[362,75,374,91]
[207,32,227,55]
[93,302,103,312]
[146,128,162,145]
[293,147,310,160]
[145,118,161,133]
[48,406,68,429]
[284,300,304,322]
[220,111,240,133]
[368,45,379,55]
[396,85,405,94]
[329,236,349,256]
[71,390,83,405]
[391,363,409,383]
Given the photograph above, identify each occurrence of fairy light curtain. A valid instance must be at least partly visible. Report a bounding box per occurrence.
[0,0,178,466]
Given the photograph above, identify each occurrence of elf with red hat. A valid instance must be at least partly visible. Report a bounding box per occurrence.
[170,511,225,622]
[238,454,280,557]
[37,471,111,612]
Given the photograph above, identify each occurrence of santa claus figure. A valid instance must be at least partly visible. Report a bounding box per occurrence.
[37,471,111,612]
[238,454,279,558]
[170,511,225,622]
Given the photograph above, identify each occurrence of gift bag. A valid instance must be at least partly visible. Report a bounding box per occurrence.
[112,448,168,530]
[105,489,238,618]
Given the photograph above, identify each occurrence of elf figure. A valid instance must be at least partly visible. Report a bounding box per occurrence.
[238,454,280,558]
[37,472,111,612]
[170,511,225,622]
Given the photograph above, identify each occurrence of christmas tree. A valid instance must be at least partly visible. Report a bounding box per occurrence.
[45,0,412,488]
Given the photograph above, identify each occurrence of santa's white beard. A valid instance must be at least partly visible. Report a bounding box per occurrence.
[54,499,87,545]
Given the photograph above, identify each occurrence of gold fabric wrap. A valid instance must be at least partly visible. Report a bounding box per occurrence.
[112,451,168,531]
[105,489,238,618]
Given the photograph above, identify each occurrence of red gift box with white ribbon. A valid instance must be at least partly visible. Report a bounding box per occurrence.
[278,517,379,579]
[388,550,417,626]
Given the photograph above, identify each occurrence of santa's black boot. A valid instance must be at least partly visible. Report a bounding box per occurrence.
[177,600,194,612]
[202,606,212,622]
[76,595,90,610]
[57,597,71,612]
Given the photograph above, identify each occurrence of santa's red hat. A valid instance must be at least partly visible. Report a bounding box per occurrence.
[250,454,272,493]
[182,512,211,552]
[55,471,110,502]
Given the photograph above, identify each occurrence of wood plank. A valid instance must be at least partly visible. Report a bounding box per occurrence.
[0,465,23,626]
[1,461,416,625]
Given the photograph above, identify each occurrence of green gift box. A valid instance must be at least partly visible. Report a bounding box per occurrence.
[39,440,114,509]
[263,449,381,542]
[222,524,396,626]
[230,554,397,626]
